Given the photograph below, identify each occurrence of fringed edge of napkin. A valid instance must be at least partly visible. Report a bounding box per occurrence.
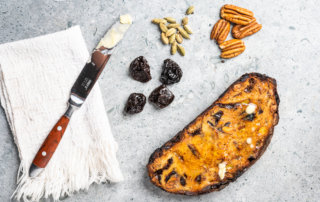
[11,149,123,202]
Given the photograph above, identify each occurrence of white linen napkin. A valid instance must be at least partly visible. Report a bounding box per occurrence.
[0,26,123,201]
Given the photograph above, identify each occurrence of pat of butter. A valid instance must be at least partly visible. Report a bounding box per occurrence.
[120,14,133,24]
[96,14,132,49]
[97,28,122,49]
[218,162,227,180]
[246,103,257,114]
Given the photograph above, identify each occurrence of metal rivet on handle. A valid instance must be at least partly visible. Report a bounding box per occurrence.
[57,126,62,131]
[42,151,46,156]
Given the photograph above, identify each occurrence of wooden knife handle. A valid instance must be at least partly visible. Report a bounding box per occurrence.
[32,115,70,168]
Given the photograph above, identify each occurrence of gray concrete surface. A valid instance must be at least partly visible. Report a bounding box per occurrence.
[0,0,320,201]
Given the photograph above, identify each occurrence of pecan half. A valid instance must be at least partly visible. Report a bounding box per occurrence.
[210,19,230,44]
[221,4,255,25]
[232,20,262,39]
[219,39,245,59]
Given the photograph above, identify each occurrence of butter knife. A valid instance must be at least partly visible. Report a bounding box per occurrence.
[29,16,132,178]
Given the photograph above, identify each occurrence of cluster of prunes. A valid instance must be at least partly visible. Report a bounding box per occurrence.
[124,56,183,114]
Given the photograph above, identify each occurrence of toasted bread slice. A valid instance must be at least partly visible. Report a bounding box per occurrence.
[147,73,279,195]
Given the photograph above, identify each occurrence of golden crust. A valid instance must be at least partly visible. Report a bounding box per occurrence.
[147,73,280,195]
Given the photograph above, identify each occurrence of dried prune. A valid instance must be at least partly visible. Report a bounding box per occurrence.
[124,93,146,114]
[180,176,186,186]
[129,56,152,83]
[195,175,202,183]
[160,59,183,85]
[213,111,223,125]
[243,113,255,121]
[149,85,174,108]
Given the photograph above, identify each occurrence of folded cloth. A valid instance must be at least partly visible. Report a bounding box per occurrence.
[0,26,123,201]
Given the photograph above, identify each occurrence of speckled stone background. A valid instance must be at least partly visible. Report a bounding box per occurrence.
[0,0,319,201]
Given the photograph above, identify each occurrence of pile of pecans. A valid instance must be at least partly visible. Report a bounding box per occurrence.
[152,6,194,56]
[210,4,262,59]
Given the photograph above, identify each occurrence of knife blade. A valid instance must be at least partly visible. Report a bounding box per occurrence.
[29,16,132,178]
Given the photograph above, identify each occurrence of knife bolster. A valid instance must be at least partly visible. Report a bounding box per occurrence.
[64,102,79,118]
